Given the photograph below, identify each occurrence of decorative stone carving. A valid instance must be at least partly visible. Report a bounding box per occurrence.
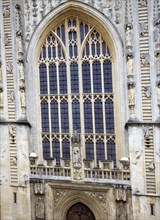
[143,126,152,139]
[115,186,127,202]
[132,148,142,165]
[9,124,16,138]
[3,5,10,17]
[154,25,160,53]
[15,4,22,33]
[34,182,45,195]
[53,189,68,207]
[4,34,9,46]
[6,61,13,74]
[73,168,82,180]
[22,173,29,186]
[139,0,147,6]
[87,192,108,213]
[140,54,150,67]
[139,23,148,36]
[148,161,156,170]
[143,86,151,98]
[8,90,15,102]
[156,54,160,74]
[35,197,45,219]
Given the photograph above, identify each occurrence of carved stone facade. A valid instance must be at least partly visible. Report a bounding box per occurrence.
[0,1,160,220]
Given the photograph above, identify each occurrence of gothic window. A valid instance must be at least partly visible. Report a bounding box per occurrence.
[39,17,116,165]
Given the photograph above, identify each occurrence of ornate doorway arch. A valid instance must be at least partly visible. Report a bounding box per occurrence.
[66,202,96,220]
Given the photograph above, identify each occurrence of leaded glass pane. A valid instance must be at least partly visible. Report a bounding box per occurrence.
[93,61,102,93]
[82,61,91,93]
[107,139,116,163]
[61,99,69,133]
[94,99,103,133]
[96,139,105,162]
[51,100,59,133]
[103,60,112,93]
[49,63,57,94]
[52,139,60,165]
[71,62,79,93]
[39,64,47,94]
[105,99,114,133]
[43,139,50,159]
[84,99,93,133]
[86,140,94,160]
[41,100,49,132]
[62,139,70,159]
[59,63,67,94]
[72,99,81,131]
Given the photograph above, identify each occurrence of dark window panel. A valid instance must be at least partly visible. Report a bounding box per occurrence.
[61,24,65,45]
[86,140,94,160]
[80,22,84,43]
[59,63,67,94]
[84,100,93,133]
[43,139,50,159]
[103,60,112,93]
[62,139,70,159]
[52,139,60,165]
[39,64,47,94]
[94,99,103,133]
[96,140,105,162]
[61,100,69,133]
[70,63,79,93]
[41,101,49,132]
[107,139,116,163]
[82,62,91,93]
[102,41,106,55]
[49,64,57,94]
[51,100,59,133]
[72,100,81,131]
[93,61,102,93]
[105,99,114,133]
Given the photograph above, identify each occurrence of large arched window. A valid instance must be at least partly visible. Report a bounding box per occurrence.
[39,17,116,166]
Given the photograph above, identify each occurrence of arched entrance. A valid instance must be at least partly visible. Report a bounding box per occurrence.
[66,202,96,220]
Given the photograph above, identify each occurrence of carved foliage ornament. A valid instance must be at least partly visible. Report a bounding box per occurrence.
[53,189,69,207]
[87,192,108,213]
[34,182,45,195]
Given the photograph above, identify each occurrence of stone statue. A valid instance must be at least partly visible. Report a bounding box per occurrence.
[6,62,13,74]
[116,187,126,202]
[143,126,152,139]
[125,26,132,47]
[0,87,3,108]
[35,198,45,219]
[127,56,133,75]
[18,62,24,80]
[71,129,80,143]
[128,84,135,105]
[20,89,26,107]
[143,86,151,98]
[157,84,160,105]
[0,61,2,81]
[16,30,23,54]
[148,161,155,170]
[141,54,150,67]
[132,148,142,165]
[139,23,148,36]
[73,146,81,167]
[3,5,10,17]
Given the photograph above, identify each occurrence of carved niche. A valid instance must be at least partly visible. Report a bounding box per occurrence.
[35,197,45,219]
[115,186,128,220]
